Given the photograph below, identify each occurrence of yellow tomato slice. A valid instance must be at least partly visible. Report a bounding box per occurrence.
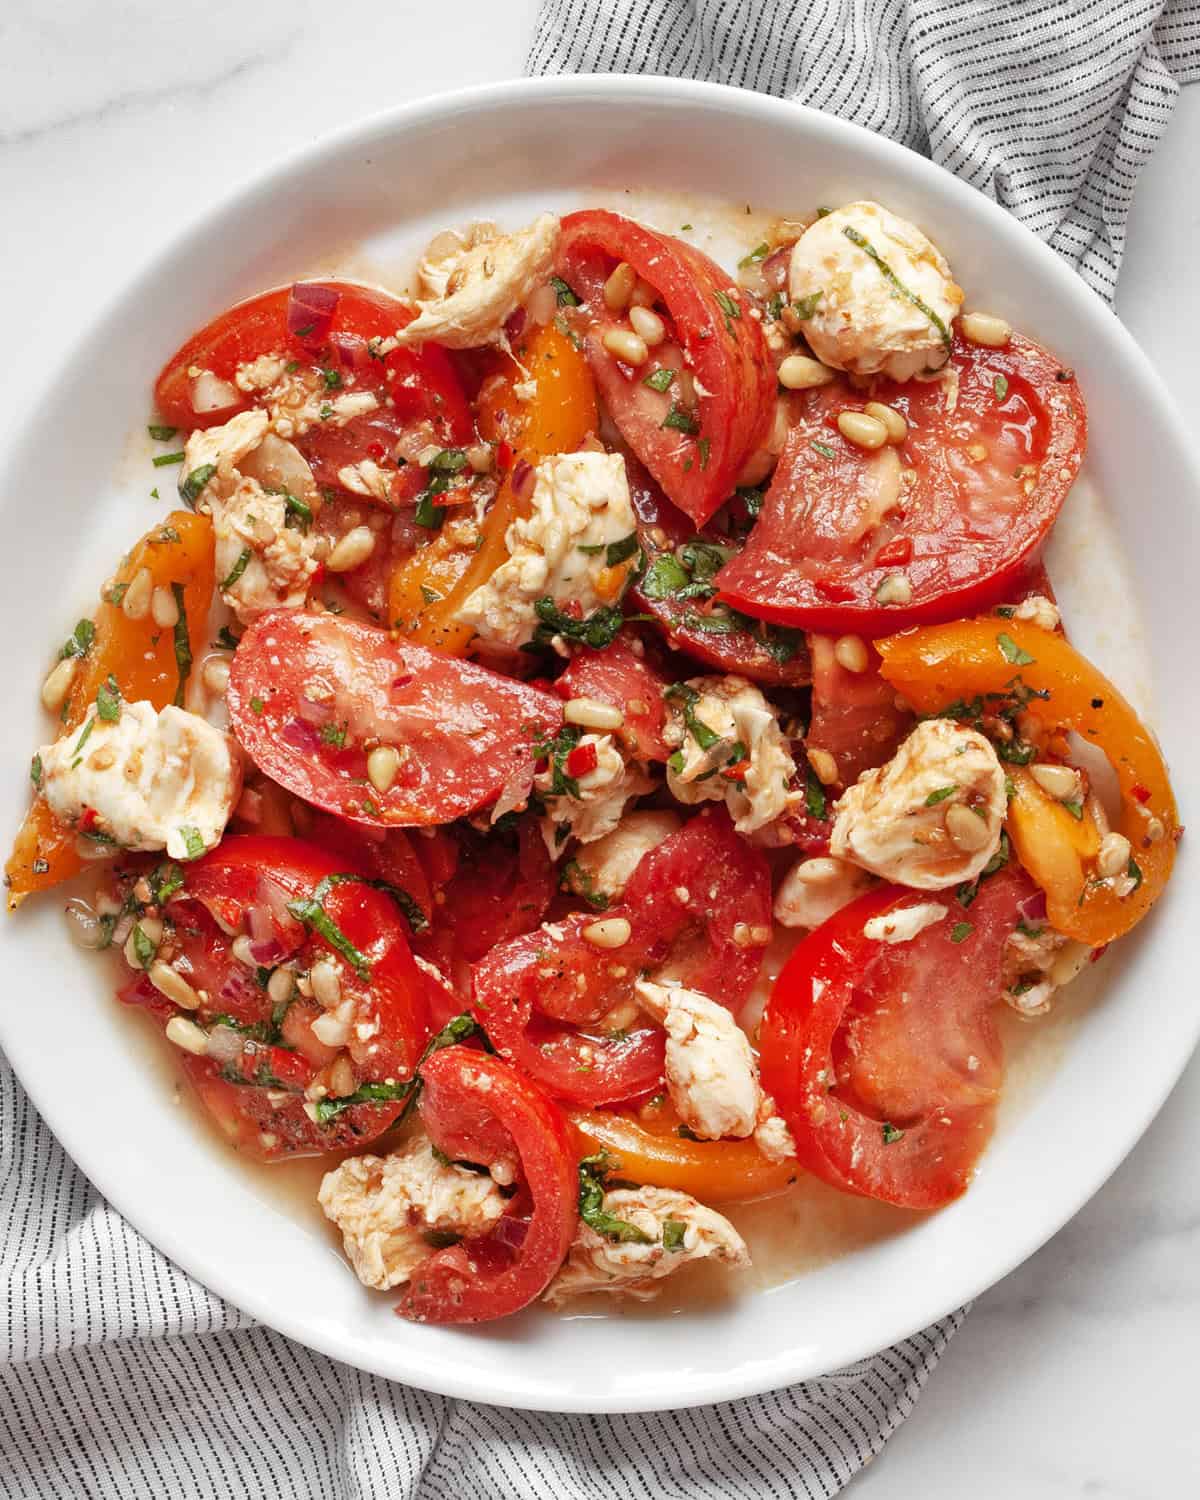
[876,617,1179,945]
[7,511,215,909]
[387,321,598,654]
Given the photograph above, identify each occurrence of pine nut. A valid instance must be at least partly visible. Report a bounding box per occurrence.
[875,573,913,606]
[329,1054,356,1098]
[121,567,153,621]
[231,934,258,968]
[601,328,649,367]
[123,917,162,970]
[629,306,665,346]
[793,857,842,885]
[833,635,869,674]
[582,917,632,949]
[165,1016,210,1056]
[41,656,79,712]
[630,278,658,308]
[960,312,1011,348]
[1030,763,1082,802]
[1049,940,1092,988]
[326,525,376,573]
[837,411,888,450]
[149,961,201,1011]
[367,745,401,794]
[778,354,835,390]
[864,402,907,444]
[1145,816,1165,843]
[151,585,180,629]
[311,1008,352,1047]
[202,656,231,696]
[466,443,494,473]
[945,803,992,852]
[1097,831,1132,879]
[310,959,342,1009]
[563,697,624,731]
[267,966,295,1007]
[603,262,637,312]
[807,748,840,786]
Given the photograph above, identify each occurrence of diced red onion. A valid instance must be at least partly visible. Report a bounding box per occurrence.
[293,694,335,726]
[491,763,534,825]
[331,331,373,373]
[1016,888,1047,924]
[218,967,261,1010]
[206,1025,249,1067]
[503,307,527,341]
[491,1214,530,1253]
[510,459,534,503]
[762,246,792,293]
[287,283,340,343]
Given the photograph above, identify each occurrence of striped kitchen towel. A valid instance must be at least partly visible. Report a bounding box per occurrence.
[529,0,1200,300]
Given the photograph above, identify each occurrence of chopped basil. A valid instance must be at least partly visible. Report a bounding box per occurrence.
[554,313,583,350]
[96,675,121,722]
[643,367,676,393]
[667,750,685,775]
[841,225,953,351]
[109,583,129,607]
[766,291,785,320]
[179,464,217,507]
[286,882,373,979]
[532,723,584,800]
[792,291,822,320]
[177,826,206,861]
[680,222,693,231]
[319,722,347,749]
[738,242,770,268]
[810,440,836,459]
[71,717,96,759]
[249,697,265,715]
[560,859,609,911]
[605,533,640,567]
[993,374,1009,402]
[698,436,711,470]
[924,785,958,806]
[318,403,335,421]
[148,861,185,905]
[413,493,445,529]
[997,632,1036,666]
[665,682,722,752]
[527,598,626,651]
[130,922,158,969]
[214,625,241,651]
[950,921,974,944]
[321,367,343,389]
[641,553,691,600]
[982,829,1011,877]
[549,274,581,307]
[805,767,827,820]
[279,489,313,528]
[147,424,178,441]
[713,289,741,321]
[413,448,470,531]
[1062,799,1084,820]
[220,548,252,591]
[881,1122,904,1145]
[153,451,186,468]
[59,619,96,661]
[661,404,699,435]
[578,1154,654,1244]
[30,754,43,789]
[419,583,442,604]
[662,1219,687,1252]
[171,582,192,707]
[1127,856,1143,890]
[312,1011,484,1124]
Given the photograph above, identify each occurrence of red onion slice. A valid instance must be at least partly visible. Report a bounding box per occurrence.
[287,283,340,344]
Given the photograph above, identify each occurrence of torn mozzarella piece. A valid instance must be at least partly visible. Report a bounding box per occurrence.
[181,408,270,502]
[535,733,654,853]
[1011,593,1061,632]
[1001,923,1093,1018]
[862,900,947,944]
[773,854,875,929]
[318,1137,507,1291]
[397,214,560,349]
[456,450,637,650]
[664,675,795,835]
[544,1184,749,1304]
[788,201,963,381]
[267,373,379,440]
[210,475,320,623]
[635,980,761,1140]
[38,701,239,860]
[831,718,1006,889]
[566,810,682,904]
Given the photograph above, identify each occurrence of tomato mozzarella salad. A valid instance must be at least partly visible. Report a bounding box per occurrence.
[7,199,1181,1325]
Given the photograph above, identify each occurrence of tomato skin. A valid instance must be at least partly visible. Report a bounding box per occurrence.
[717,333,1086,632]
[876,617,1180,945]
[303,812,433,931]
[558,210,775,527]
[552,635,672,761]
[471,807,772,1106]
[394,1048,578,1324]
[805,632,913,788]
[759,872,1032,1209]
[227,611,562,827]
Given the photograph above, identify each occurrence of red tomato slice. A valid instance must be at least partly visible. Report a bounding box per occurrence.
[558,211,775,526]
[303,811,433,930]
[227,611,562,827]
[552,636,671,761]
[118,835,430,1160]
[625,459,812,687]
[153,280,472,500]
[716,333,1086,633]
[395,1048,578,1324]
[472,808,772,1106]
[759,868,1033,1209]
[806,632,914,788]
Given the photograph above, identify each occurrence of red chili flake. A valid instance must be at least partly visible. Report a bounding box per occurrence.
[1090,943,1110,962]
[79,807,99,833]
[367,440,386,460]
[504,307,527,341]
[814,578,856,602]
[496,440,514,473]
[1130,784,1152,804]
[722,758,752,782]
[566,742,599,778]
[874,535,914,568]
[391,674,413,691]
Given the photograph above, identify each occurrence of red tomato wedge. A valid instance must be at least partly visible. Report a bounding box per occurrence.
[227,611,562,827]
[759,869,1033,1208]
[395,1048,578,1324]
[717,332,1086,633]
[806,632,914,788]
[552,636,672,762]
[472,808,772,1106]
[303,812,434,932]
[625,459,812,686]
[558,210,775,526]
[118,835,430,1160]
[153,280,472,501]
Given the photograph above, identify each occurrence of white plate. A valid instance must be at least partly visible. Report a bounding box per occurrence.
[2,76,1196,1413]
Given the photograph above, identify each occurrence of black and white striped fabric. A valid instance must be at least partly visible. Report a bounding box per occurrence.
[529,0,1200,301]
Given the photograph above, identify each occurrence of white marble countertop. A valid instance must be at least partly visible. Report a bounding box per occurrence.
[2,3,1196,1492]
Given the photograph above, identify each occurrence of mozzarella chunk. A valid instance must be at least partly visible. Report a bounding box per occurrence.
[635,979,761,1141]
[181,408,269,501]
[39,701,239,859]
[210,475,320,623]
[235,353,289,393]
[753,1109,798,1163]
[664,675,795,835]
[1011,593,1061,632]
[336,459,392,502]
[397,214,560,349]
[774,854,875,928]
[544,1184,749,1305]
[788,201,963,381]
[535,733,654,853]
[831,718,1006,889]
[566,810,682,903]
[457,451,637,649]
[862,900,947,944]
[318,1137,506,1291]
[1001,923,1092,1018]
